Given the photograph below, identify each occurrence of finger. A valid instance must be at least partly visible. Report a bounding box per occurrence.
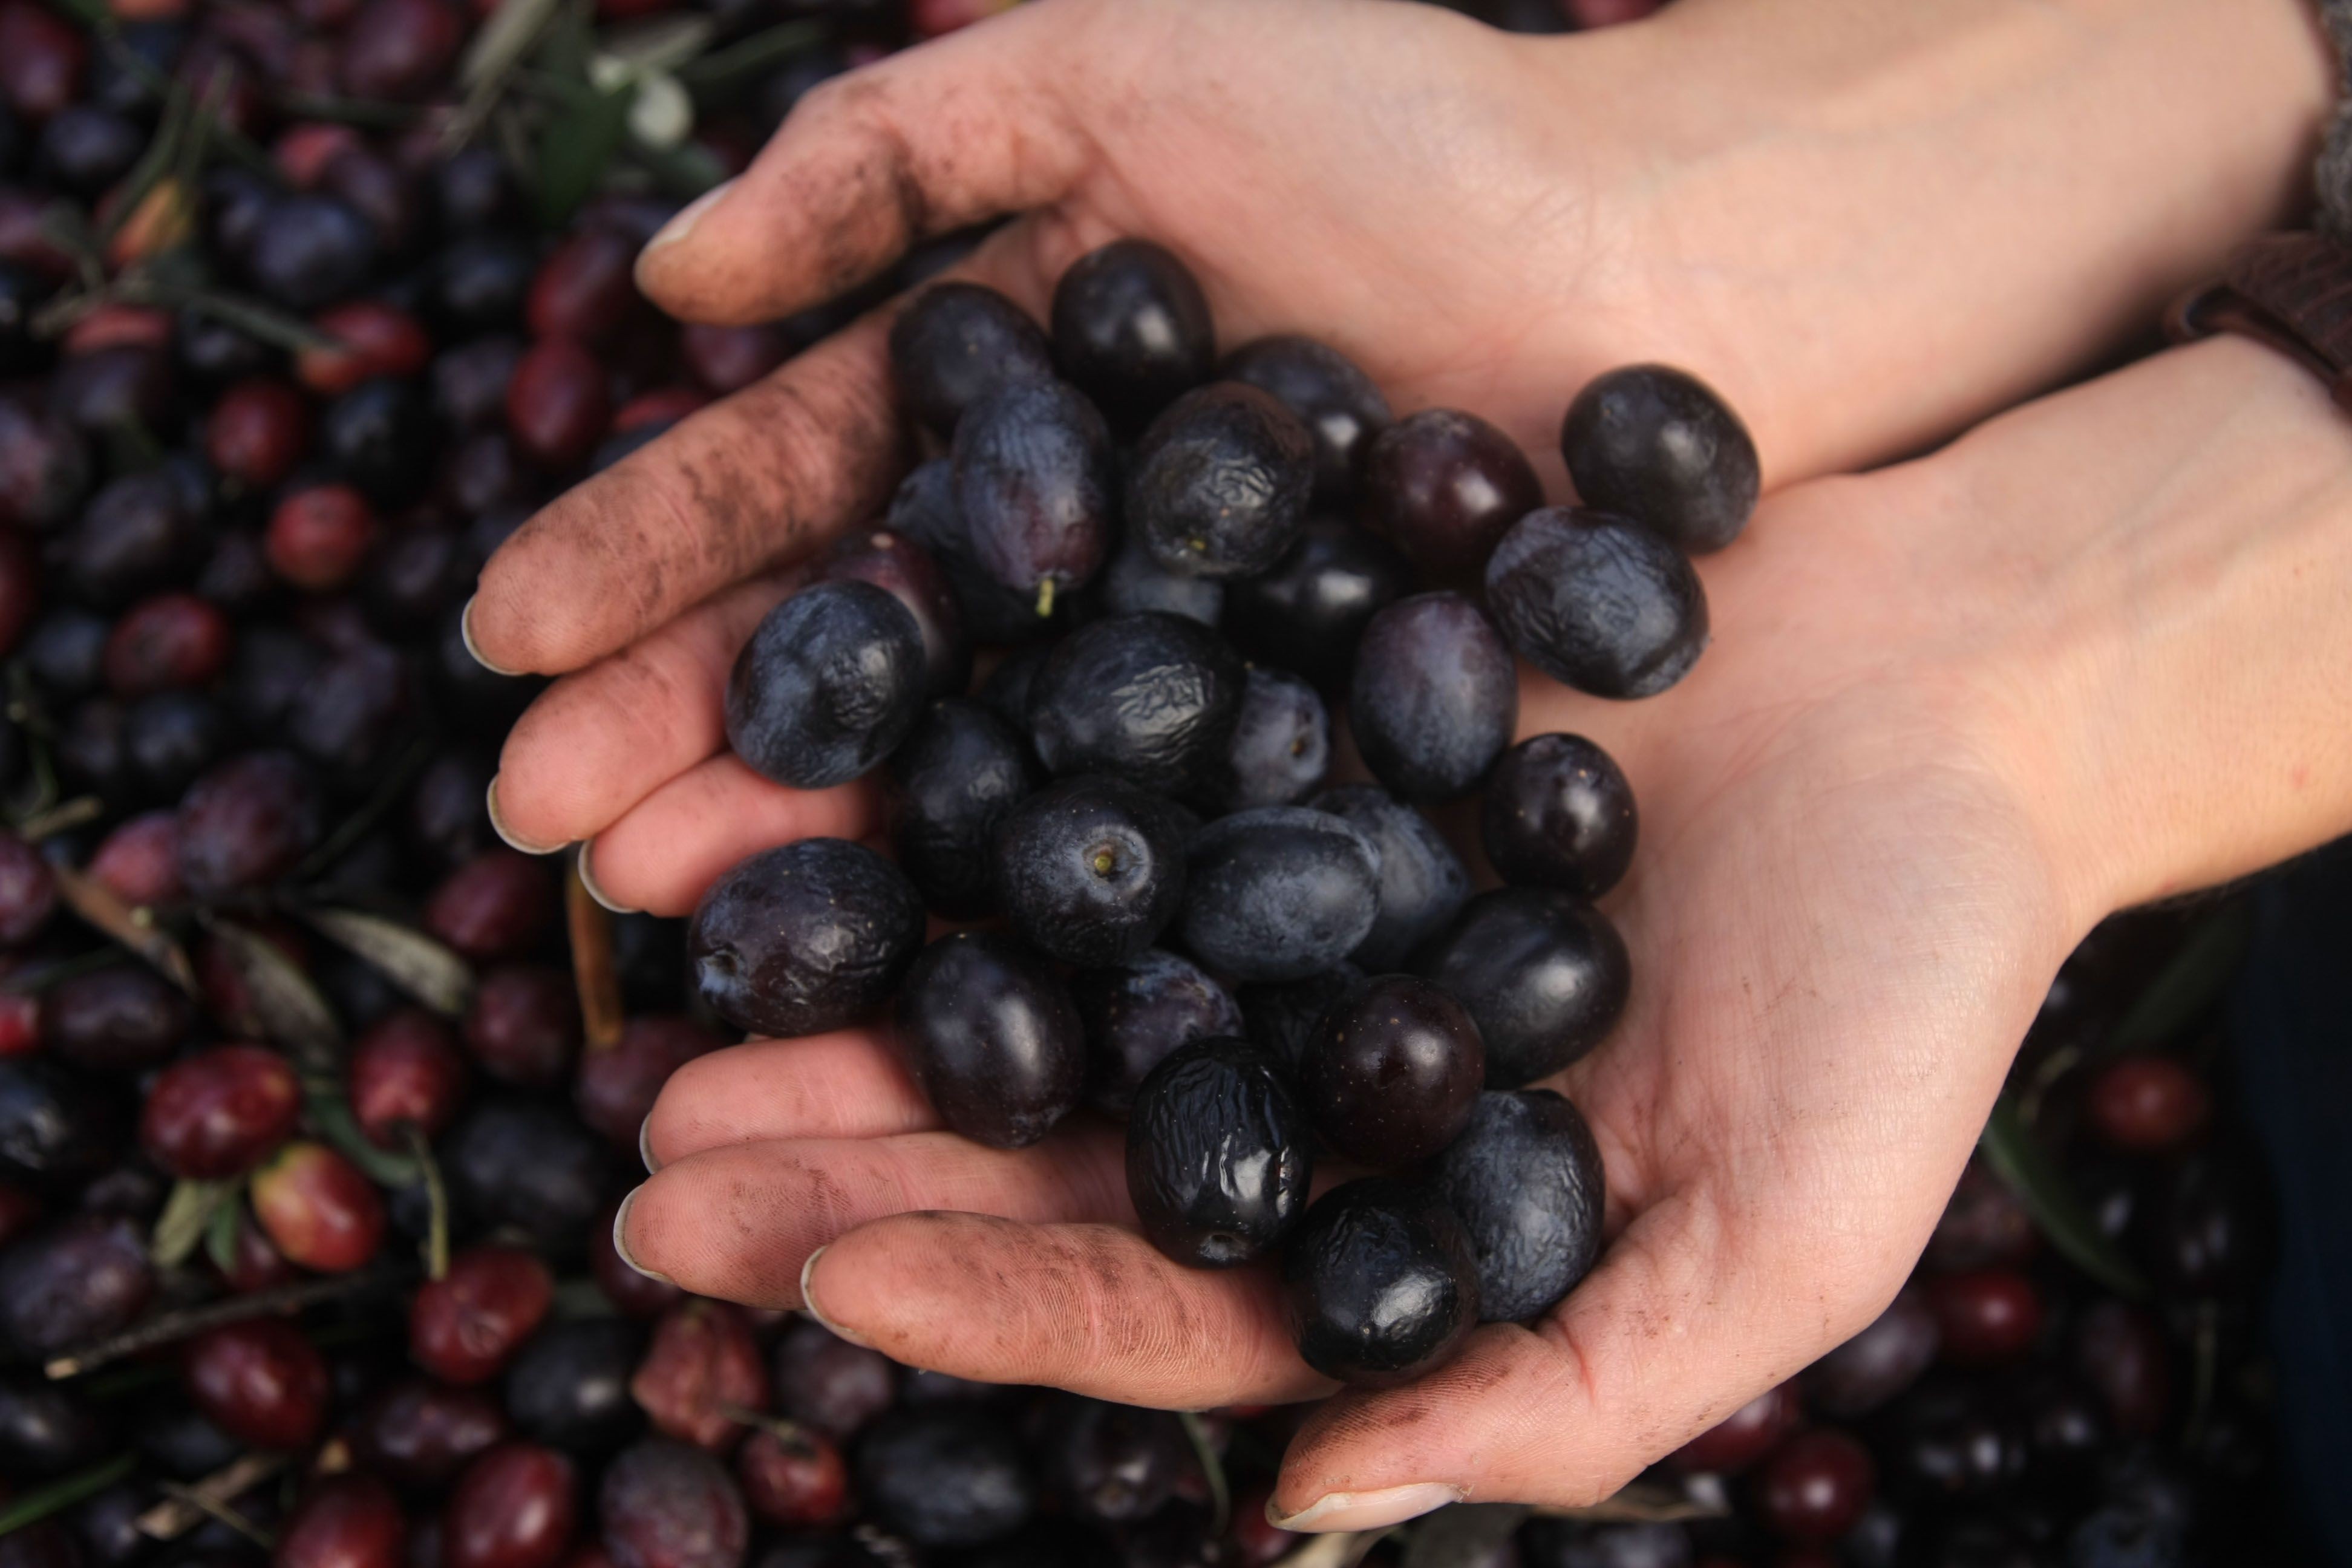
[581,756,883,917]
[618,1122,1130,1307]
[803,1212,1331,1408]
[642,1029,937,1169]
[634,4,1093,325]
[1266,1180,1913,1531]
[489,570,799,853]
[466,315,907,677]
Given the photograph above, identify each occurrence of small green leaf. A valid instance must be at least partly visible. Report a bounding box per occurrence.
[1979,1097,2149,1299]
[2110,901,2252,1051]
[306,1089,420,1188]
[151,1178,234,1269]
[0,1454,137,1538]
[1177,1411,1230,1538]
[675,19,826,95]
[300,909,475,1017]
[203,1187,244,1276]
[202,920,342,1074]
[532,81,633,227]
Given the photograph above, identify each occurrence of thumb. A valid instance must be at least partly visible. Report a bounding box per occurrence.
[1266,1196,1893,1532]
[635,0,1094,325]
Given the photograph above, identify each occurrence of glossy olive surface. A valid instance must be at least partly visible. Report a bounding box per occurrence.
[1480,731,1639,898]
[1485,506,1709,699]
[992,774,1189,967]
[887,457,1071,647]
[1050,239,1215,430]
[1300,975,1485,1166]
[1361,407,1541,575]
[1074,949,1244,1116]
[1027,612,1246,795]
[888,698,1043,921]
[723,580,927,791]
[1126,382,1315,580]
[1178,806,1381,982]
[951,377,1116,609]
[1560,363,1759,554]
[894,933,1085,1150]
[1221,335,1393,504]
[1348,591,1518,803]
[1223,517,1410,693]
[1214,667,1330,812]
[1309,783,1472,971]
[1126,1036,1313,1267]
[855,1406,1037,1552]
[1281,1177,1480,1387]
[687,839,926,1039]
[1415,888,1631,1088]
[1431,1089,1606,1322]
[889,281,1056,440]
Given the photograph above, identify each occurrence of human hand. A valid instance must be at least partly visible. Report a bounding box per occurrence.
[467,0,2327,892]
[619,335,2352,1526]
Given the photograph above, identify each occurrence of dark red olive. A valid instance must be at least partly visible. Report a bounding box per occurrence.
[2085,1055,2211,1155]
[276,1475,408,1568]
[573,1016,720,1148]
[1753,1428,1875,1544]
[463,964,581,1088]
[598,1439,750,1568]
[1803,1287,1939,1418]
[1668,1381,1800,1475]
[350,1007,468,1148]
[506,338,611,471]
[426,851,557,961]
[630,1298,767,1451]
[1926,1268,2044,1367]
[183,1316,330,1450]
[139,1044,301,1179]
[269,484,379,592]
[250,1140,387,1273]
[299,302,433,396]
[443,1443,577,1568]
[217,1208,300,1294]
[103,592,232,696]
[0,529,38,655]
[1298,975,1483,1166]
[0,2,87,121]
[527,229,642,344]
[206,377,312,489]
[339,0,465,101]
[736,1427,848,1528]
[41,961,192,1073]
[2072,1297,2174,1439]
[178,751,327,898]
[0,829,55,947]
[410,1244,555,1385]
[769,1318,896,1438]
[352,1379,510,1489]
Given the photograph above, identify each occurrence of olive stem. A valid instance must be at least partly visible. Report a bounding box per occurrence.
[0,1453,137,1537]
[44,1267,408,1379]
[1177,1411,1231,1537]
[405,1123,452,1280]
[132,1454,287,1542]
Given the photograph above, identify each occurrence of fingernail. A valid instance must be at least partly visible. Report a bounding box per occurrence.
[799,1246,875,1348]
[1267,1483,1465,1534]
[610,1189,672,1284]
[459,596,523,678]
[638,1115,661,1175]
[642,180,734,260]
[578,841,637,915]
[486,778,561,857]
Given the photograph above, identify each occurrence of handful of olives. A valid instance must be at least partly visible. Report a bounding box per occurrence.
[688,237,1756,1388]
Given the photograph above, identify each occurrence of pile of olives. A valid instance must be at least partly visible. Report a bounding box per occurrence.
[687,235,1756,1388]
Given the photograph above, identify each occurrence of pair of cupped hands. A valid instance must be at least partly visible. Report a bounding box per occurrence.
[465,0,2352,1534]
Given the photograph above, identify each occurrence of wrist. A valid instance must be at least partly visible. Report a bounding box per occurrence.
[1560,0,2333,485]
[1944,337,2352,925]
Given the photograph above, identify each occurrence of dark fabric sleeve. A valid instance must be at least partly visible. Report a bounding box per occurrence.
[2318,0,2352,234]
